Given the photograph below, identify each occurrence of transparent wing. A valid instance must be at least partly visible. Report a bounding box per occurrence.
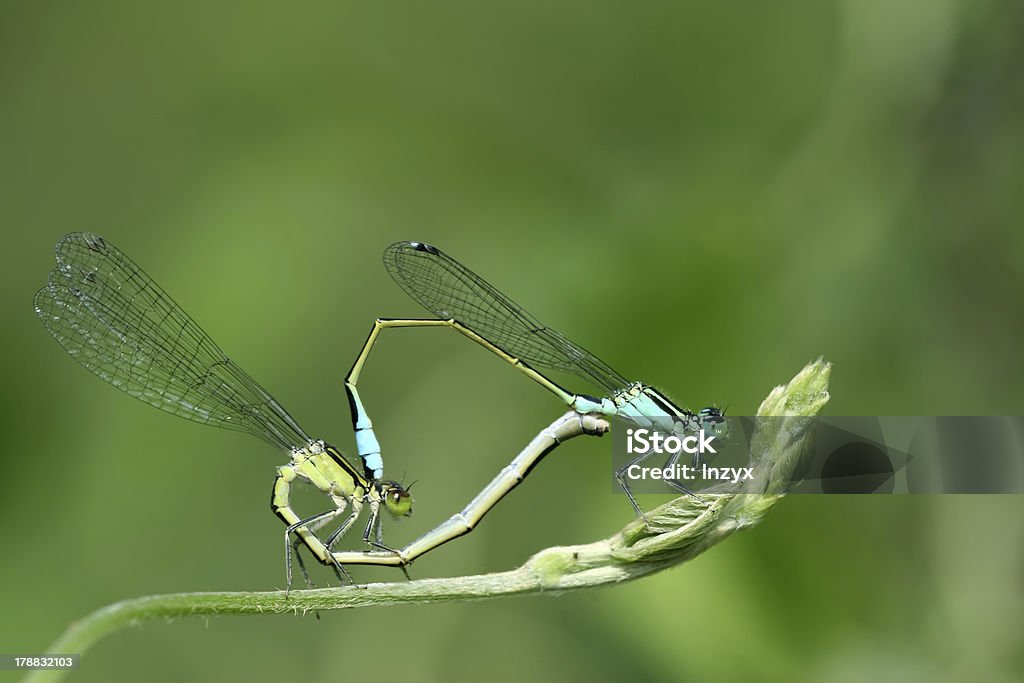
[34,232,311,451]
[384,241,630,394]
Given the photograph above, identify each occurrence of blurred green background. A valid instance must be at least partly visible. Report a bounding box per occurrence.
[2,1,1023,681]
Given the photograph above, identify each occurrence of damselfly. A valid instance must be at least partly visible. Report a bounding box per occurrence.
[34,233,412,589]
[346,241,725,523]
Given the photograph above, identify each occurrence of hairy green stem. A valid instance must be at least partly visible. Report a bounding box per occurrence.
[27,360,830,683]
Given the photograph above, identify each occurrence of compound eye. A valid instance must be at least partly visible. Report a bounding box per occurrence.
[383,484,413,517]
[699,408,728,437]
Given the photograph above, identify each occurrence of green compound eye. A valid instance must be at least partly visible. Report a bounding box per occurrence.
[383,484,413,517]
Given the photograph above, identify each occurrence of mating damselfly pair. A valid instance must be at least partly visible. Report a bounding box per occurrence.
[35,234,723,588]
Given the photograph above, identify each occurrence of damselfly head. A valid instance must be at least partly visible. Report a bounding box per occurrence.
[380,481,413,517]
[698,407,728,438]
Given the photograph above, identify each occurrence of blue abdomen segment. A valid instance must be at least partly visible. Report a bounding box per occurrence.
[356,431,384,480]
[348,383,384,480]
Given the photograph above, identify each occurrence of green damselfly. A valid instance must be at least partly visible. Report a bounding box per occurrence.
[34,233,412,589]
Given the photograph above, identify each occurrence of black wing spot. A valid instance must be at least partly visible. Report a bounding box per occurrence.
[85,235,106,252]
[409,242,439,255]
